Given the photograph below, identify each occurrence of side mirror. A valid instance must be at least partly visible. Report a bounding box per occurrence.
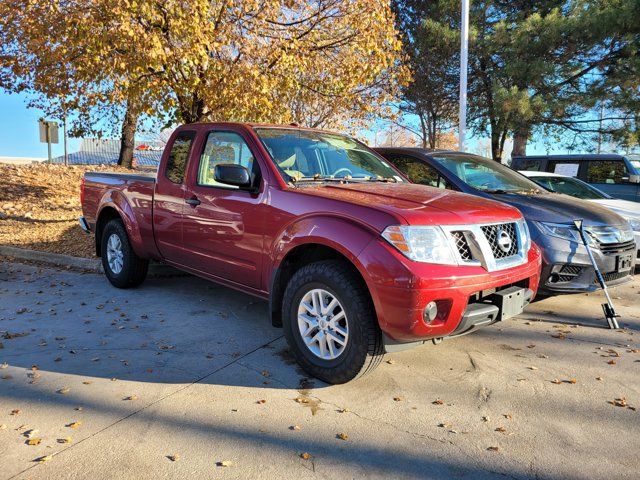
[628,174,640,184]
[214,164,252,189]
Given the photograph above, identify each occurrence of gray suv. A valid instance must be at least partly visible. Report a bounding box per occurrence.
[377,148,636,295]
[511,154,640,203]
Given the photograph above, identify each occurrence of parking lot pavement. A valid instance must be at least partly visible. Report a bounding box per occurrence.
[0,261,638,480]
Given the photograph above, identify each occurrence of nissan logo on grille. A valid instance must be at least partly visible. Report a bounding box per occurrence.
[496,228,513,254]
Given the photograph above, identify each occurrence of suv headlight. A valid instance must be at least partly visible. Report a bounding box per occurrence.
[535,221,583,244]
[381,225,457,264]
[623,217,640,233]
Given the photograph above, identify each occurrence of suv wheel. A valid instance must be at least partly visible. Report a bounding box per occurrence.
[101,219,149,288]
[282,260,384,384]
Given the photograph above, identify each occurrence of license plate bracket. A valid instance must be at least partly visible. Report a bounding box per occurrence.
[616,253,633,273]
[493,286,526,321]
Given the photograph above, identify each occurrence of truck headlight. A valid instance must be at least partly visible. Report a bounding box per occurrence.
[518,219,531,254]
[535,221,584,244]
[381,225,457,265]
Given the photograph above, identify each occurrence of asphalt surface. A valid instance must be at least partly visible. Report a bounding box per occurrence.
[0,261,638,479]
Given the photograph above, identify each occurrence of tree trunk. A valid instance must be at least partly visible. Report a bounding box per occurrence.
[512,125,530,157]
[117,103,138,169]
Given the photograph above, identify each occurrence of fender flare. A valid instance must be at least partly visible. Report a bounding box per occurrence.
[266,214,381,326]
[96,190,148,258]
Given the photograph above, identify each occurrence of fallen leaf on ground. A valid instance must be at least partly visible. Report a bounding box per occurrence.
[35,454,53,463]
[10,409,21,415]
[66,422,81,429]
[294,397,309,404]
[57,437,72,444]
[393,396,405,402]
[611,398,628,407]
[596,377,603,381]
[487,446,499,452]
[123,395,138,401]
[551,379,562,384]
[495,427,507,433]
[503,414,513,420]
[432,399,444,405]
[528,366,538,370]
[24,429,38,438]
[300,452,312,460]
[386,359,396,364]
[26,438,42,445]
[256,399,266,404]
[607,360,617,365]
[57,387,70,394]
[216,460,233,467]
[337,432,349,440]
[481,416,490,422]
[167,454,179,462]
[290,425,301,431]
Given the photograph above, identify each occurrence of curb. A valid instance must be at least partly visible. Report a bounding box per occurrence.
[0,245,181,276]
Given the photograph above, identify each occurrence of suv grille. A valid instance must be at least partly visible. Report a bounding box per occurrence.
[597,240,636,255]
[481,223,519,259]
[451,231,473,260]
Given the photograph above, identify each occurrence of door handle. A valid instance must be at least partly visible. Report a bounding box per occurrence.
[185,196,201,207]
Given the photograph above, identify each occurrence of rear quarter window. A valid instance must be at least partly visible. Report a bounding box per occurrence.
[166,131,196,184]
[586,160,628,184]
[512,158,541,171]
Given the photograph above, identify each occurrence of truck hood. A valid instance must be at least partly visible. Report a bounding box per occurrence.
[297,183,522,226]
[486,192,627,226]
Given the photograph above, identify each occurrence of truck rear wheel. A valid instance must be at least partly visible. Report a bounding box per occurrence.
[101,219,148,288]
[282,260,384,384]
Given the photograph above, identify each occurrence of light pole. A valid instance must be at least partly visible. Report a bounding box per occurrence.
[459,0,470,151]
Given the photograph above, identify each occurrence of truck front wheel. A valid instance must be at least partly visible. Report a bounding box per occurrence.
[101,219,149,288]
[282,260,384,384]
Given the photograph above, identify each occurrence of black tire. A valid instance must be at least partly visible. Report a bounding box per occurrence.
[282,260,384,384]
[101,219,149,288]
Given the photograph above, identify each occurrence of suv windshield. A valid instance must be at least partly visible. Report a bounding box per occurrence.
[529,175,609,200]
[255,128,404,183]
[431,154,543,193]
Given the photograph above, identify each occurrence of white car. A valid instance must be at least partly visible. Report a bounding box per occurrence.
[520,170,640,262]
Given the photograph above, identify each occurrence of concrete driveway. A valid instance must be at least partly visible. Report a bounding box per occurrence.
[0,261,638,479]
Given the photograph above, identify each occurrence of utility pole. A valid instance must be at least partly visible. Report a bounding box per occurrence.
[459,0,470,151]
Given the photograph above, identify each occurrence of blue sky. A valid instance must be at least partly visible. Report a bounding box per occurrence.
[0,90,571,159]
[0,92,80,158]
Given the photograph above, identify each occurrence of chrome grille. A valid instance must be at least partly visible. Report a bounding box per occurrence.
[451,231,473,261]
[481,223,519,259]
[597,240,636,255]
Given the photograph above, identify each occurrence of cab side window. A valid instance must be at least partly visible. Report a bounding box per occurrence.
[587,160,628,184]
[391,155,451,189]
[165,131,196,184]
[197,131,259,188]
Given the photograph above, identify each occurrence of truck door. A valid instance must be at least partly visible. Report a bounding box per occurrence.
[180,128,265,290]
[152,130,197,261]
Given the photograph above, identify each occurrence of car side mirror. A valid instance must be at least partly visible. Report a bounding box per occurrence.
[214,164,252,189]
[628,174,640,184]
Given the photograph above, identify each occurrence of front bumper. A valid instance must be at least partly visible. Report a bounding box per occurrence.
[536,234,636,294]
[358,238,542,347]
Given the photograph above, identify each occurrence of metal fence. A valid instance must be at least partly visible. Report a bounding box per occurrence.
[51,138,163,167]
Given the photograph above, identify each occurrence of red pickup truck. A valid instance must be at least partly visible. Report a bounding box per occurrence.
[80,123,541,383]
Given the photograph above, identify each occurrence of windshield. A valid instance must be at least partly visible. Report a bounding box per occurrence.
[530,176,609,199]
[254,128,404,183]
[431,154,543,193]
